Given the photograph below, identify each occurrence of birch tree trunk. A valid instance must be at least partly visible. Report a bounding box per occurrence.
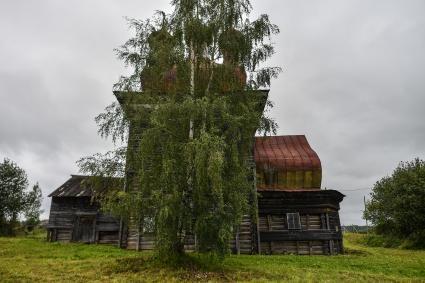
[189,40,195,139]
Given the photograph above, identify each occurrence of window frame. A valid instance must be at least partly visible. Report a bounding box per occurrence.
[286,212,301,230]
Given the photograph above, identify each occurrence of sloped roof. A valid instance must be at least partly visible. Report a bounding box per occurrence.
[48,175,120,197]
[51,135,321,197]
[254,135,321,171]
[114,90,269,120]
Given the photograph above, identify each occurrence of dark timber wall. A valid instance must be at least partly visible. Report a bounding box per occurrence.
[257,190,344,255]
[47,175,120,244]
[47,197,120,244]
[122,214,254,254]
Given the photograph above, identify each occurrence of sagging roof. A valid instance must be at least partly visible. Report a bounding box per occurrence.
[254,135,321,171]
[48,175,120,197]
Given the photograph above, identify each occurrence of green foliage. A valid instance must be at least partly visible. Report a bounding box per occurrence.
[77,148,126,178]
[0,158,43,236]
[79,0,280,259]
[95,103,129,144]
[360,230,425,250]
[357,233,403,249]
[364,158,425,248]
[24,183,43,228]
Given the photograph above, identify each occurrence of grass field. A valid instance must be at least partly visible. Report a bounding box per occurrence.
[0,232,424,282]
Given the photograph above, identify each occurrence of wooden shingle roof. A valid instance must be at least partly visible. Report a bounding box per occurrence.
[48,175,92,197]
[48,175,120,197]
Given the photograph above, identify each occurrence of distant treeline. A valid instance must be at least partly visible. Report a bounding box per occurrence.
[342,225,369,233]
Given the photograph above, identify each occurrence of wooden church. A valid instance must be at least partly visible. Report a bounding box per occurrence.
[254,135,344,255]
[47,91,344,255]
[47,30,344,255]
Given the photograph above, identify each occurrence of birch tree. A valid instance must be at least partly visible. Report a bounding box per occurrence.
[78,0,280,259]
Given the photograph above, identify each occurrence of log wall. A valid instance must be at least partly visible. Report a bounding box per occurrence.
[47,197,120,244]
[257,190,344,255]
[47,190,344,256]
[124,214,255,254]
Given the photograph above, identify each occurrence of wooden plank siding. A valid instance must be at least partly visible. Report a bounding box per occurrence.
[257,190,344,255]
[47,191,344,255]
[47,197,120,244]
[124,214,255,254]
[47,189,344,255]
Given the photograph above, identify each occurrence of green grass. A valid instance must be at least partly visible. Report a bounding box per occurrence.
[0,232,424,282]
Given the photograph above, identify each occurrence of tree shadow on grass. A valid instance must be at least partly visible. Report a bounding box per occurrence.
[105,254,277,282]
[342,247,371,256]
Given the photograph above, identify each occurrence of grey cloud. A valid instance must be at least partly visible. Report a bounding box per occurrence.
[1,0,424,224]
[261,0,425,224]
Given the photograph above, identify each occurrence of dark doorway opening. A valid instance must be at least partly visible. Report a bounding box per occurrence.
[73,214,96,243]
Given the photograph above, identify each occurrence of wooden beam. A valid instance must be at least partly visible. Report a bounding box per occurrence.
[260,231,339,241]
[321,214,326,230]
[256,216,261,255]
[326,213,330,231]
[136,221,141,252]
[73,216,80,242]
[235,227,240,255]
[91,216,97,243]
[306,214,310,230]
[259,207,339,215]
[117,217,124,248]
[267,215,272,231]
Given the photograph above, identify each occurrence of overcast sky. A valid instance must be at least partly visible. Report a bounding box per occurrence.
[1,0,424,225]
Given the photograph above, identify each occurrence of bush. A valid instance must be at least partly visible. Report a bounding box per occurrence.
[0,158,42,236]
[364,158,425,248]
[361,233,402,248]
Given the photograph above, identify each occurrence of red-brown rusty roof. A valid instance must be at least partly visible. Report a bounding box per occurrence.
[254,135,321,171]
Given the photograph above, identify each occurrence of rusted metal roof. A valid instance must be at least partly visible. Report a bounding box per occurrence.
[254,135,321,171]
[254,135,322,190]
[48,175,120,197]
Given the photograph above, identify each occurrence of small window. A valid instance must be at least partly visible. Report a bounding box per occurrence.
[287,213,301,230]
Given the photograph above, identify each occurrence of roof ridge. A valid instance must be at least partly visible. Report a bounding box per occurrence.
[254,134,306,138]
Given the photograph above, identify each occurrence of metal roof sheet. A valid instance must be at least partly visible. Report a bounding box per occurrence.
[254,135,321,171]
